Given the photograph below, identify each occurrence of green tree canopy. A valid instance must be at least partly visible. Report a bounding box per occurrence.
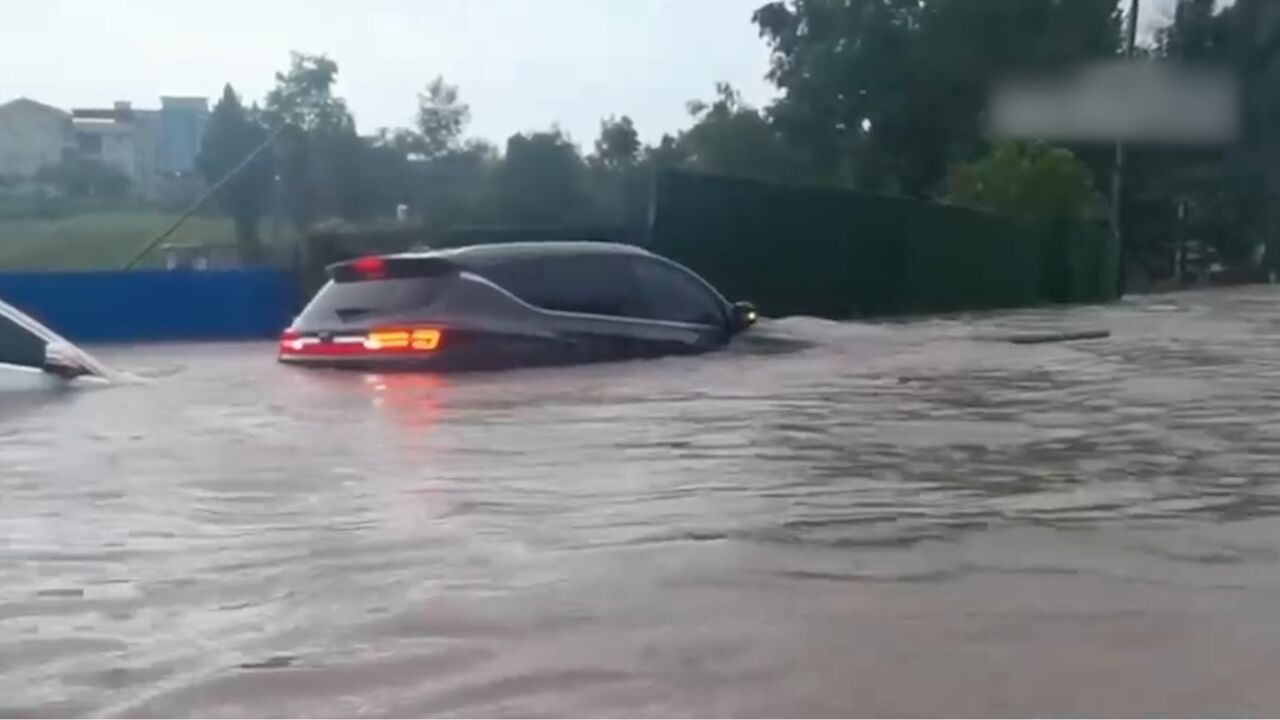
[264,52,351,132]
[947,141,1104,223]
[678,83,812,181]
[197,84,274,262]
[1123,0,1279,273]
[1157,0,1229,61]
[411,77,470,160]
[643,134,689,169]
[592,115,640,169]
[414,139,499,228]
[491,129,588,224]
[34,158,131,201]
[754,0,1120,195]
[263,52,379,229]
[586,116,648,229]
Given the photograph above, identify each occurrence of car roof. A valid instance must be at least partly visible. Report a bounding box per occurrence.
[389,241,655,267]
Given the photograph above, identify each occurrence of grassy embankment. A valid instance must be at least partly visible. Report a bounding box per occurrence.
[0,212,240,271]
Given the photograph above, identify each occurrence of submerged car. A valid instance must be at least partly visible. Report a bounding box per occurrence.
[279,241,757,371]
[0,297,111,392]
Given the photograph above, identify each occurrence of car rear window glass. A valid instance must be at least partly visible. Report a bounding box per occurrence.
[296,278,448,327]
[0,312,46,368]
[476,256,641,317]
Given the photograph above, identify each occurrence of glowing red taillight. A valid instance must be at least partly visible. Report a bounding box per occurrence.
[279,328,299,349]
[279,327,444,359]
[351,256,386,279]
[364,328,442,352]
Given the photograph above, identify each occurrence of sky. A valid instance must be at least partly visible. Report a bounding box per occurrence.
[1,0,775,148]
[1,0,1213,151]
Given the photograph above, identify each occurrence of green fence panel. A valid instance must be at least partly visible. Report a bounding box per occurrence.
[291,169,1119,319]
[650,169,1119,319]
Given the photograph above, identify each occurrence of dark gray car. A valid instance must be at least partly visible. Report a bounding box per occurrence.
[279,242,757,372]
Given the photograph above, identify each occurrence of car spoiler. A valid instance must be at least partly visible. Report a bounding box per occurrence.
[328,255,460,283]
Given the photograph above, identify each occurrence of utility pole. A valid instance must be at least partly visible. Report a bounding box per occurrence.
[1112,0,1141,291]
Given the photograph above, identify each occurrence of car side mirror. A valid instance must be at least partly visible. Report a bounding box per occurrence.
[730,301,758,335]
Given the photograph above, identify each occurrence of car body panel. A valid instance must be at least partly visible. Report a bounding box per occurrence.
[0,362,66,392]
[280,242,748,372]
[0,297,116,389]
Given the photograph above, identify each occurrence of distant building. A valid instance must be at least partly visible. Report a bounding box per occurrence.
[71,96,209,196]
[73,101,149,187]
[0,98,73,178]
[156,97,209,175]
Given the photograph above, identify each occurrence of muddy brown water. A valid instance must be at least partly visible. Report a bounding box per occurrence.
[5,287,1280,717]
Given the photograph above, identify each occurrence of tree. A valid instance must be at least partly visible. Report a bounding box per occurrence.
[592,115,640,169]
[753,0,1121,196]
[643,134,689,169]
[1229,0,1280,273]
[263,53,359,229]
[585,115,648,229]
[263,52,350,132]
[314,124,384,223]
[413,139,499,228]
[490,129,589,224]
[412,77,470,160]
[390,77,487,227]
[34,158,131,200]
[947,142,1104,223]
[1125,0,1279,277]
[1156,0,1227,61]
[197,84,274,262]
[678,83,813,181]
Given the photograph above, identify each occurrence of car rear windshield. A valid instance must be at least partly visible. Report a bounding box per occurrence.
[296,278,448,328]
[0,312,46,368]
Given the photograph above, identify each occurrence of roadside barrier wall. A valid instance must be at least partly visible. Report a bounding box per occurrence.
[0,269,297,343]
[649,169,1121,319]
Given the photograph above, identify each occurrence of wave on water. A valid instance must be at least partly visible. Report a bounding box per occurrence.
[729,316,905,357]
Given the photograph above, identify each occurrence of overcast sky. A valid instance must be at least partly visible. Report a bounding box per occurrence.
[2,0,1203,150]
[2,0,774,147]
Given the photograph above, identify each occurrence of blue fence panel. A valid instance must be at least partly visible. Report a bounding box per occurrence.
[0,269,297,343]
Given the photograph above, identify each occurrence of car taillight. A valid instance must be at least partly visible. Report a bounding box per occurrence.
[351,256,387,279]
[279,328,303,351]
[364,328,442,351]
[279,327,444,358]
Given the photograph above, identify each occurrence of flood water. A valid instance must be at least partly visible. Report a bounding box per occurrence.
[5,287,1280,717]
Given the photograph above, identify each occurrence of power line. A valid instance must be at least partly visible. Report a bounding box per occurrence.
[123,124,286,270]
